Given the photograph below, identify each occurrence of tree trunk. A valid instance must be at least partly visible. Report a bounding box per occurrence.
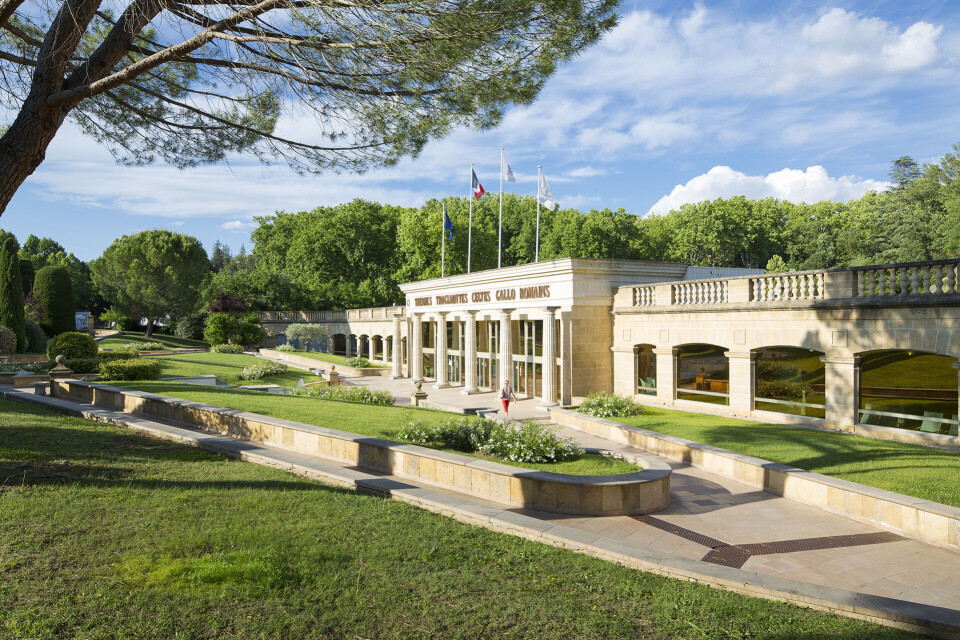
[0,98,71,216]
[144,319,154,338]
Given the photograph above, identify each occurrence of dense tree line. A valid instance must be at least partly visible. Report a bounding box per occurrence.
[3,144,960,325]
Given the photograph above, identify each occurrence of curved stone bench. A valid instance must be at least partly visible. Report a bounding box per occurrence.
[50,379,671,516]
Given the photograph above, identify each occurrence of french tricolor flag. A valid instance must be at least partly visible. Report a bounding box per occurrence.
[471,169,485,199]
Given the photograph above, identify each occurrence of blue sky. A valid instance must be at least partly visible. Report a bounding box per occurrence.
[2,1,959,261]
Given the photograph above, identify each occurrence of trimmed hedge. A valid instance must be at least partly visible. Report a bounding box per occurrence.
[33,265,74,336]
[99,358,162,381]
[47,332,97,361]
[0,238,25,352]
[23,318,47,354]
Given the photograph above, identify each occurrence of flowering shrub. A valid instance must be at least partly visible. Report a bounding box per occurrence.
[210,343,245,354]
[238,361,287,380]
[344,356,372,368]
[578,392,644,418]
[274,343,296,352]
[398,418,583,464]
[291,384,393,405]
[119,341,165,351]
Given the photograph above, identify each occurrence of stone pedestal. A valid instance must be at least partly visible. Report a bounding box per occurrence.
[410,381,428,407]
[48,355,74,380]
[327,366,339,386]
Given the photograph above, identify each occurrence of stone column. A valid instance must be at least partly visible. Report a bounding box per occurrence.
[346,335,355,357]
[391,314,403,378]
[560,310,572,405]
[727,351,756,414]
[368,335,376,361]
[462,311,478,394]
[434,312,449,388]
[653,347,676,406]
[499,309,514,389]
[538,307,559,408]
[411,314,423,382]
[821,355,860,431]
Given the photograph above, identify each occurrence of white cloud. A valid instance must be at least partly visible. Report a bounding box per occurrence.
[220,220,255,230]
[647,165,890,215]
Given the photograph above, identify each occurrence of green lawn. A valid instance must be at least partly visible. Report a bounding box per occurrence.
[111,381,635,475]
[99,331,209,350]
[274,348,390,368]
[0,399,920,640]
[616,405,960,508]
[141,352,320,388]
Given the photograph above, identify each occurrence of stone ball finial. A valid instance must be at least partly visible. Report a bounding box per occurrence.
[56,354,66,365]
[415,381,422,391]
[330,365,336,371]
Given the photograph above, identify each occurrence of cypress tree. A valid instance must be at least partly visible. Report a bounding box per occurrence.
[0,238,26,352]
[19,258,34,294]
[33,265,74,336]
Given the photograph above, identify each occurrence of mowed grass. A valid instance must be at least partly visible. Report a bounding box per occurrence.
[0,399,921,640]
[108,381,636,475]
[617,405,960,508]
[274,348,390,368]
[142,352,320,388]
[98,331,209,350]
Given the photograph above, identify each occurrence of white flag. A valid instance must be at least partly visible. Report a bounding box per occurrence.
[536,172,556,210]
[502,154,516,182]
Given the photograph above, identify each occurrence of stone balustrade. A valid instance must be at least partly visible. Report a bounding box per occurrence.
[258,310,348,322]
[617,258,960,310]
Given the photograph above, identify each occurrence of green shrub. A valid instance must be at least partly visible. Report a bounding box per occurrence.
[756,360,802,381]
[0,238,25,352]
[99,349,139,361]
[33,265,74,336]
[174,312,207,341]
[204,312,263,347]
[19,259,34,294]
[238,361,288,381]
[292,384,394,406]
[23,318,47,354]
[399,418,583,463]
[578,392,644,418]
[274,343,296,352]
[210,343,244,354]
[237,313,265,346]
[345,356,372,368]
[203,312,234,345]
[757,380,810,401]
[0,325,14,355]
[47,331,97,360]
[62,358,103,374]
[99,358,162,381]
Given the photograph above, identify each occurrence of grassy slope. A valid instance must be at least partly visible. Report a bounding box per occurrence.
[99,331,209,350]
[617,405,960,508]
[142,352,321,388]
[112,381,635,475]
[275,349,390,368]
[0,399,919,640]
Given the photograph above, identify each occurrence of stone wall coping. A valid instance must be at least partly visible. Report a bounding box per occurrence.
[56,379,671,488]
[613,292,960,315]
[550,407,960,520]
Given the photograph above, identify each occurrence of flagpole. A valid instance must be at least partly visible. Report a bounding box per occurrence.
[441,201,446,278]
[468,163,474,274]
[498,148,503,269]
[536,165,541,263]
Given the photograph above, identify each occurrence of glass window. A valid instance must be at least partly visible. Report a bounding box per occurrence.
[634,345,656,395]
[676,344,729,405]
[754,347,825,419]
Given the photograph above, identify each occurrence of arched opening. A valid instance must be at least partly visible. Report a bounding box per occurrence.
[421,321,436,379]
[633,344,656,395]
[676,344,729,405]
[358,335,369,359]
[332,334,347,356]
[372,335,384,361]
[384,336,392,363]
[858,350,958,435]
[753,347,825,419]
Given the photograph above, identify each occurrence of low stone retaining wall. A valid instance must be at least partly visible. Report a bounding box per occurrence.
[50,379,671,516]
[550,407,960,551]
[260,349,393,377]
[0,354,49,364]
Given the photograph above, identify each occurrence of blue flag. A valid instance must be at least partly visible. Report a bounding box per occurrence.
[442,204,453,241]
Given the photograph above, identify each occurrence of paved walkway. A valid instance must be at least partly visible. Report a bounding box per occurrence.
[7,382,960,637]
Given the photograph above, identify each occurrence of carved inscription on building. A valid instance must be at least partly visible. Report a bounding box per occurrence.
[410,285,551,308]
